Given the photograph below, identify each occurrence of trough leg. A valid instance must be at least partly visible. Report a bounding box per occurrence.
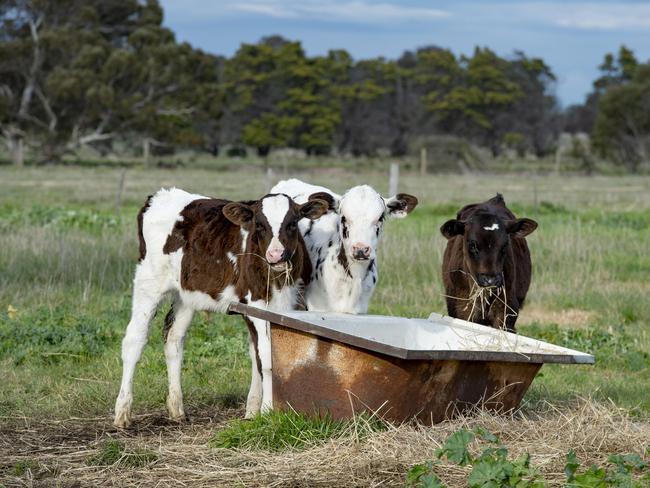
[248,316,273,414]
[114,280,162,428]
[164,301,194,422]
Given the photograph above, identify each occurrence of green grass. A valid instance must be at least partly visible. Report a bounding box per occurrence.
[88,439,158,467]
[0,166,649,422]
[210,409,386,451]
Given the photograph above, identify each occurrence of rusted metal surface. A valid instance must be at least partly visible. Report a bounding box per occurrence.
[229,303,592,424]
[270,324,540,424]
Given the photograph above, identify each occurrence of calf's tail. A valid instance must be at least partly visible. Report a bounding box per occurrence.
[137,195,153,261]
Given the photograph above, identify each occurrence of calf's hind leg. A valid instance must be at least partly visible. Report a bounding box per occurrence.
[243,317,262,418]
[114,271,165,428]
[163,299,195,421]
[249,316,273,413]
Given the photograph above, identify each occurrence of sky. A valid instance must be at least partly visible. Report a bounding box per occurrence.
[159,0,650,107]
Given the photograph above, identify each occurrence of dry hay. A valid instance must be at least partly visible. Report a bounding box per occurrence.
[1,400,648,487]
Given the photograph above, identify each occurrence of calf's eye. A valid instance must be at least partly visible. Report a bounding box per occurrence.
[469,241,479,257]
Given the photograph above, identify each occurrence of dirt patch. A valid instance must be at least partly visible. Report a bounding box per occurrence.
[518,306,595,328]
[1,401,648,487]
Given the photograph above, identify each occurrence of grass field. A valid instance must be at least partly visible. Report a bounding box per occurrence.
[0,165,649,486]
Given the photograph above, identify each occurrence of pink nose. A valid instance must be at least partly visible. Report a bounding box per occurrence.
[351,243,371,259]
[266,248,284,264]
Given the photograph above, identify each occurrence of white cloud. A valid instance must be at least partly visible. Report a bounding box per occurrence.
[515,2,650,30]
[233,2,298,18]
[228,1,450,24]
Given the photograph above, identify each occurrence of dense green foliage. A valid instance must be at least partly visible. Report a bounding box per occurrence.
[1,0,561,163]
[2,2,649,168]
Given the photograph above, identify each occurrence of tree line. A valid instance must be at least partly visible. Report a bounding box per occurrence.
[1,0,648,170]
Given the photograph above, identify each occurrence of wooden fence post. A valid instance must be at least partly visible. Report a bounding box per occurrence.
[266,166,274,193]
[389,162,399,196]
[115,168,127,215]
[420,147,427,176]
[143,138,150,166]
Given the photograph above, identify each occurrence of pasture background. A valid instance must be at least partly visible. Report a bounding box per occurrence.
[0,164,649,485]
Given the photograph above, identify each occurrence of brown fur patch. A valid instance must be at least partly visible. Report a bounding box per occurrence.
[162,197,311,305]
[137,195,153,261]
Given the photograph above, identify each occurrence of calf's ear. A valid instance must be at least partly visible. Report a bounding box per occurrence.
[488,193,506,206]
[440,219,465,239]
[300,199,329,220]
[223,202,254,226]
[308,192,338,212]
[385,193,418,219]
[506,218,538,238]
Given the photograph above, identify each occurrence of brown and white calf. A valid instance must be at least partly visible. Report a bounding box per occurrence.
[271,179,418,313]
[440,194,537,331]
[113,188,328,428]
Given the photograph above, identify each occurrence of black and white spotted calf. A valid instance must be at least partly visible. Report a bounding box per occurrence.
[113,188,328,428]
[271,179,418,313]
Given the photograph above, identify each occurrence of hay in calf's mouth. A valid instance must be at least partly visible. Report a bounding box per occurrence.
[443,270,518,329]
[1,400,648,487]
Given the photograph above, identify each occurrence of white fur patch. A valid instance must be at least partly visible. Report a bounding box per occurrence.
[240,228,249,253]
[179,285,237,312]
[262,194,290,238]
[227,251,238,269]
[484,223,499,231]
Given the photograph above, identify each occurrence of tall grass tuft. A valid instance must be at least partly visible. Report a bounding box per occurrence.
[210,409,386,451]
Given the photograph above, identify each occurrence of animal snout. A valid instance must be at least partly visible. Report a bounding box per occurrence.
[476,273,503,288]
[351,243,371,260]
[265,247,286,264]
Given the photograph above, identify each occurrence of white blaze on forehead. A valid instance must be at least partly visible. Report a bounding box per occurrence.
[339,185,385,228]
[262,194,291,238]
[484,223,499,231]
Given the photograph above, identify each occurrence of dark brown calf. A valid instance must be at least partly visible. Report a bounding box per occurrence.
[440,194,537,331]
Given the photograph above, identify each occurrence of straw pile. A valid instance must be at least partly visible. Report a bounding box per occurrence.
[1,400,648,487]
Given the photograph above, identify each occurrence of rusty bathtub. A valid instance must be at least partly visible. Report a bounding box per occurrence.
[229,303,594,424]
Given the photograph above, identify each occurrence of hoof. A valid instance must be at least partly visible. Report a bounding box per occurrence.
[166,395,186,423]
[168,412,187,423]
[113,410,132,429]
